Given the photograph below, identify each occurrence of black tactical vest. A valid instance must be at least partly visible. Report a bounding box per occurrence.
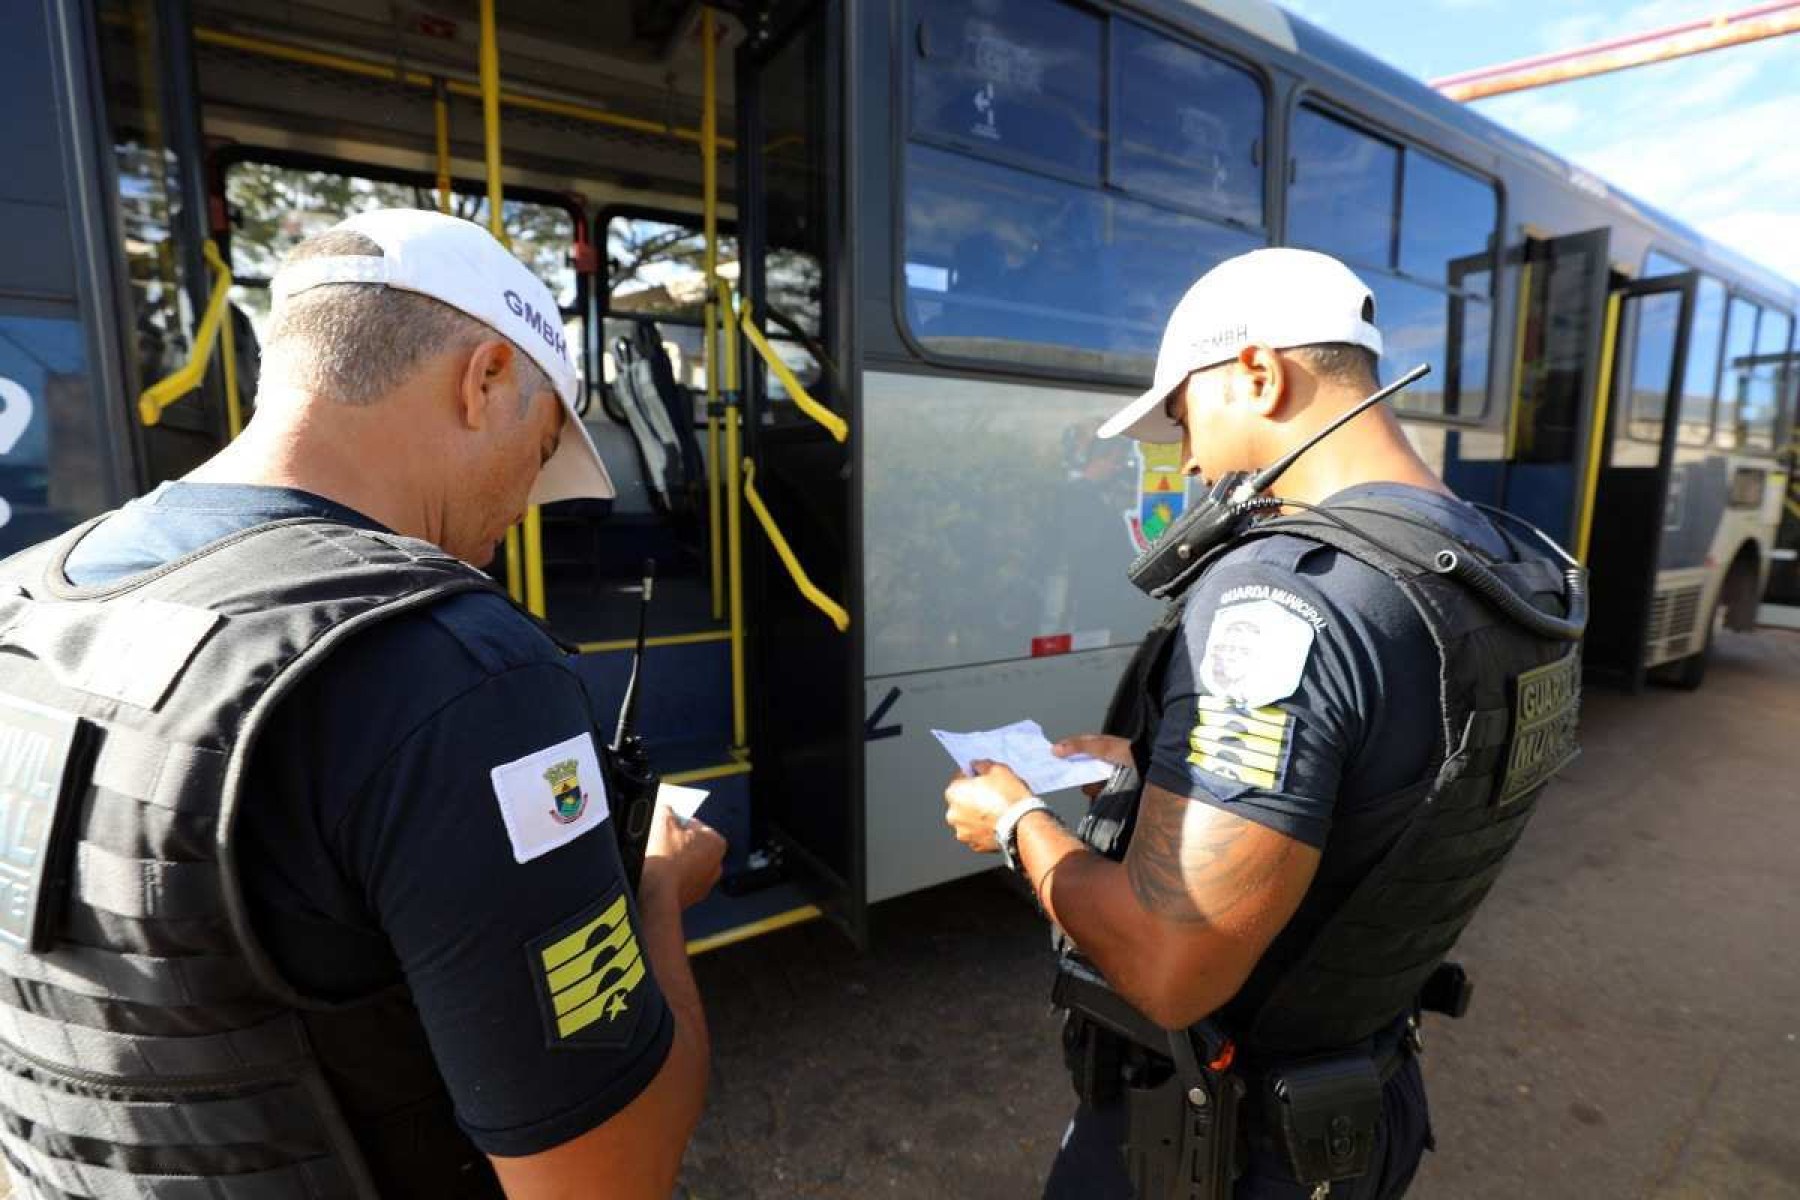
[1080,498,1581,1056]
[0,517,522,1200]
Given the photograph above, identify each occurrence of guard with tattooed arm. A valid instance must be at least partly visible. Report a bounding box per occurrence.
[943,249,1585,1199]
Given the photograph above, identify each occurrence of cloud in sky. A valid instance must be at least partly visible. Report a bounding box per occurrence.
[1473,36,1799,282]
[1286,0,1800,286]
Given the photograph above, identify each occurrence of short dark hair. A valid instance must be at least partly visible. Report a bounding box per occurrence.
[1286,343,1379,389]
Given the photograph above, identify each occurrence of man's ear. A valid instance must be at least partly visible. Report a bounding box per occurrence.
[1233,344,1285,418]
[458,339,517,431]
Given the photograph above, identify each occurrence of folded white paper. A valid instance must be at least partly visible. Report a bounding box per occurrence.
[657,782,711,823]
[930,719,1114,795]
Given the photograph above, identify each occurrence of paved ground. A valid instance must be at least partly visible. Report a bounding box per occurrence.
[680,626,1800,1199]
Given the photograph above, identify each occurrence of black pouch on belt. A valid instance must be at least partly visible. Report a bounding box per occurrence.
[1267,1055,1382,1186]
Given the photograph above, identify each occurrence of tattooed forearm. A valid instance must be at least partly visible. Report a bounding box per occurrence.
[1126,790,1301,924]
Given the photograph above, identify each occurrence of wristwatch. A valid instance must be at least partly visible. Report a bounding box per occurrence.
[995,796,1054,875]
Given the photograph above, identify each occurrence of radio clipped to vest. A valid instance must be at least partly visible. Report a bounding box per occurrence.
[602,559,660,888]
[1127,364,1431,601]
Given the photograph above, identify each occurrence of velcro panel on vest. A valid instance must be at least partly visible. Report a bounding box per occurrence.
[0,1003,303,1080]
[0,1071,322,1147]
[0,596,221,712]
[0,942,257,1008]
[87,727,226,815]
[0,1127,356,1200]
[73,843,219,922]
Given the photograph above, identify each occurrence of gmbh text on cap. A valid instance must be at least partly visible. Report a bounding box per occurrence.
[1098,248,1384,445]
[270,208,616,503]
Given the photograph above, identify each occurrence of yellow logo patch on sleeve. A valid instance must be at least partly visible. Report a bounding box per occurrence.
[1187,694,1293,791]
[529,889,650,1045]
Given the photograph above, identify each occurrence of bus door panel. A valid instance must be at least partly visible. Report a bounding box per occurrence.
[1583,274,1697,688]
[736,0,866,942]
[0,2,136,554]
[1503,229,1611,550]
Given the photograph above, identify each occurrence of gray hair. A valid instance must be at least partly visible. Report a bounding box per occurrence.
[263,229,552,407]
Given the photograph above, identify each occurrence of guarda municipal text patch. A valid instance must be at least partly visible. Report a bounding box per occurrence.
[1496,649,1581,807]
[490,732,609,864]
[529,888,650,1048]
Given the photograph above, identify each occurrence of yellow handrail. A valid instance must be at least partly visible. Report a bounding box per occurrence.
[737,298,848,443]
[138,240,235,427]
[740,460,850,632]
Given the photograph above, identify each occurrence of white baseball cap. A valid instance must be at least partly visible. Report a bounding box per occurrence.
[1098,248,1384,444]
[271,208,615,502]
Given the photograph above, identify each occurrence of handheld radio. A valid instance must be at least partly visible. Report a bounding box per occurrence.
[1126,364,1431,599]
[603,559,661,888]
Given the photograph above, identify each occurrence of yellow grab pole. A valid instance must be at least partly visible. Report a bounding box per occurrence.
[703,7,724,621]
[433,79,453,213]
[219,268,243,439]
[742,461,851,632]
[1575,292,1623,565]
[480,0,541,613]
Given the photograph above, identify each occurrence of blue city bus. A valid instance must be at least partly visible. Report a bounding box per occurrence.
[4,0,1796,947]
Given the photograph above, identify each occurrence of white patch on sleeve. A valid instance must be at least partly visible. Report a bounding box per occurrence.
[489,732,611,864]
[1197,598,1316,709]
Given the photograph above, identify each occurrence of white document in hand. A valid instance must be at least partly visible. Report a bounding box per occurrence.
[657,783,710,822]
[930,719,1115,795]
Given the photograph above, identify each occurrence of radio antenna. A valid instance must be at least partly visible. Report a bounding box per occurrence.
[1246,363,1430,495]
[612,558,655,751]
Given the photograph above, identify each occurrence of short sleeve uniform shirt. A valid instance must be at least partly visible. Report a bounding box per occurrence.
[65,483,672,1156]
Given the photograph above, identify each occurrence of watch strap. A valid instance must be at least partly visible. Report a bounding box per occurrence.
[996,796,1052,873]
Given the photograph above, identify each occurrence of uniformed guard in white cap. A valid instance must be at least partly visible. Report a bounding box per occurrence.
[0,210,726,1198]
[940,247,1584,1200]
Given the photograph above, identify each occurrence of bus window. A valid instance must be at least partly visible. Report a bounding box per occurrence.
[1399,150,1497,291]
[605,215,739,327]
[1716,295,1759,451]
[99,0,200,417]
[226,161,578,324]
[903,143,1261,376]
[1367,273,1488,417]
[1744,308,1792,453]
[1288,107,1399,270]
[1621,288,1684,445]
[1674,276,1726,446]
[1644,249,1691,278]
[910,0,1102,181]
[1111,22,1263,227]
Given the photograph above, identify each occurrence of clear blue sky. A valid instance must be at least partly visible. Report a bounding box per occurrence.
[1280,0,1800,284]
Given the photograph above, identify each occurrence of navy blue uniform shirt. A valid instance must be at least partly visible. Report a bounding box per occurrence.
[66,483,673,1157]
[1146,481,1510,1027]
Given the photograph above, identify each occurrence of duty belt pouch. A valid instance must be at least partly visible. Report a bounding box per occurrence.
[1123,1030,1244,1200]
[1267,1055,1383,1186]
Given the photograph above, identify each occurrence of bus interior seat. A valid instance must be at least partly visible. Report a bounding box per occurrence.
[611,319,704,523]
